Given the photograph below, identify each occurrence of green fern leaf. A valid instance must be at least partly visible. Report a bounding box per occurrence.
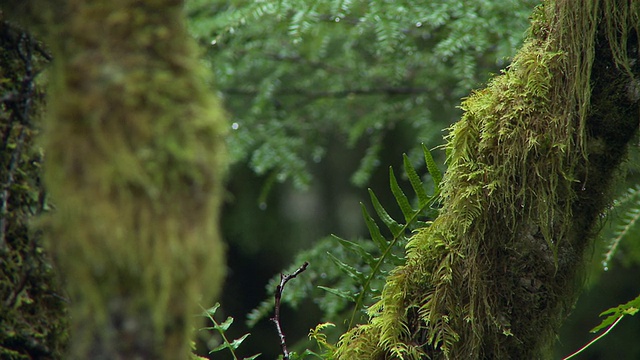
[229,333,251,349]
[423,143,443,191]
[318,286,357,302]
[389,167,414,223]
[369,188,404,237]
[327,252,366,284]
[217,316,234,331]
[403,154,429,206]
[602,185,640,268]
[361,203,389,250]
[591,293,640,333]
[332,235,376,265]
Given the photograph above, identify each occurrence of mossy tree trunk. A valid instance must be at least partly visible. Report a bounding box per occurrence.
[336,1,640,359]
[39,1,228,359]
[0,21,68,360]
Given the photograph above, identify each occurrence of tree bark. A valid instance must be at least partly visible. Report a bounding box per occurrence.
[335,1,640,358]
[0,21,68,360]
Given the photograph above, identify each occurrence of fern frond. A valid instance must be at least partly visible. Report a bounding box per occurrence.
[591,293,640,333]
[340,146,443,329]
[602,185,640,268]
[200,303,261,359]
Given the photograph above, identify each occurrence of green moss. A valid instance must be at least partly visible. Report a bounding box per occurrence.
[335,1,640,358]
[41,1,227,358]
[0,22,68,359]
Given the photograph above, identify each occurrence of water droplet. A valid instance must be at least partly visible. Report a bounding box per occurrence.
[210,39,217,45]
[259,202,267,210]
[416,21,422,27]
[335,17,341,22]
[604,266,609,272]
[320,273,327,279]
[231,122,239,130]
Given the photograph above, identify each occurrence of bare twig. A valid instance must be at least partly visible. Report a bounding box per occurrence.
[271,261,309,360]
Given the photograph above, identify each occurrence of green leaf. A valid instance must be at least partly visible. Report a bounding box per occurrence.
[210,342,230,353]
[204,302,221,317]
[423,143,443,191]
[327,252,365,284]
[403,154,429,206]
[368,188,404,237]
[331,235,376,265]
[318,286,356,302]
[361,203,388,250]
[230,333,250,349]
[389,166,414,223]
[217,316,234,331]
[591,293,640,333]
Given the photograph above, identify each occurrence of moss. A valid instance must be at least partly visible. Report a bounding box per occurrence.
[0,22,68,359]
[335,1,640,358]
[41,1,227,358]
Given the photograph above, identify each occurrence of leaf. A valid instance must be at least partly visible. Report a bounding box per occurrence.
[204,302,221,317]
[423,143,443,191]
[369,188,404,237]
[213,316,233,331]
[327,252,365,284]
[361,203,388,250]
[210,342,230,353]
[318,286,356,302]
[332,235,376,265]
[230,333,250,349]
[591,293,640,333]
[389,167,414,223]
[403,154,429,206]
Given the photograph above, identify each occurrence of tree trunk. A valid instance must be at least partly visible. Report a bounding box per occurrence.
[40,1,228,358]
[335,1,640,358]
[0,21,68,360]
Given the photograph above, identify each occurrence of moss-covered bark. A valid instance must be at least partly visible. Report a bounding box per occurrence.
[0,21,67,360]
[335,1,640,358]
[40,1,227,358]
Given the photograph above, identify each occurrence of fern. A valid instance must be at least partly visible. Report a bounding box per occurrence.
[200,303,261,360]
[601,185,640,269]
[245,145,444,341]
[328,144,443,329]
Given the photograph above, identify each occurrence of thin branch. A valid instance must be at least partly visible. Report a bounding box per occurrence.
[271,261,309,360]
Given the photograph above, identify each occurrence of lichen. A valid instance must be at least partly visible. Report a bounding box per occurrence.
[335,1,640,358]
